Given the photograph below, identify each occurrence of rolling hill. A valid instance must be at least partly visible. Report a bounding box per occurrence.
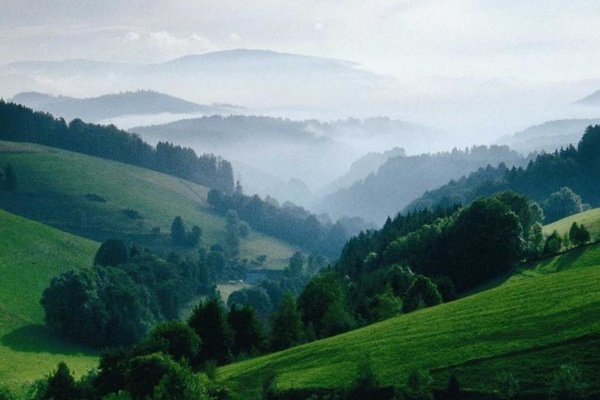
[217,230,600,398]
[9,90,234,123]
[0,141,297,269]
[316,145,527,223]
[2,49,397,116]
[575,89,600,106]
[0,209,99,392]
[496,118,600,155]
[543,207,600,241]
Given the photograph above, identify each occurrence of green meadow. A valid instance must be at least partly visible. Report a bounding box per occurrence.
[218,241,600,399]
[543,207,600,241]
[0,141,297,270]
[0,209,99,393]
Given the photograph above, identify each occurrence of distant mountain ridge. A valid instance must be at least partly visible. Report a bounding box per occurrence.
[130,116,435,207]
[316,145,527,223]
[1,49,397,114]
[497,118,600,154]
[575,89,600,105]
[10,90,234,123]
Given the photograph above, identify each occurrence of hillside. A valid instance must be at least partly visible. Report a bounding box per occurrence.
[497,118,600,155]
[407,125,600,220]
[0,141,297,269]
[9,90,231,123]
[131,116,434,207]
[575,89,600,106]
[0,209,99,391]
[316,145,527,223]
[543,207,600,241]
[217,243,600,399]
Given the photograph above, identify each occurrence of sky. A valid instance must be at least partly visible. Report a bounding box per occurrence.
[2,0,600,82]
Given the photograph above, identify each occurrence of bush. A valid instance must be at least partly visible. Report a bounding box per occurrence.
[548,363,586,400]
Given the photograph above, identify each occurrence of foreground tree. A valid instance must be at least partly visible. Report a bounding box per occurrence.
[94,239,129,267]
[187,298,234,365]
[43,362,80,400]
[403,275,442,313]
[270,292,304,351]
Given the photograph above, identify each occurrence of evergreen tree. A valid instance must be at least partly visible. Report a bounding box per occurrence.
[43,362,80,400]
[1,164,17,191]
[187,298,234,365]
[286,251,305,278]
[228,304,265,357]
[569,222,591,247]
[170,216,186,245]
[270,292,304,351]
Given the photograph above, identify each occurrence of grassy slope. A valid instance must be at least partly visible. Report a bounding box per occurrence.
[218,243,600,399]
[0,141,296,269]
[0,209,99,391]
[543,208,600,241]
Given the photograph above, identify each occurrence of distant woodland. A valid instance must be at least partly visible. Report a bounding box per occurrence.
[0,100,234,192]
[318,145,529,223]
[408,125,600,223]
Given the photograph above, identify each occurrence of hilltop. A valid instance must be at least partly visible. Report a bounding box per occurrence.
[2,49,397,115]
[497,117,600,155]
[575,89,600,106]
[0,209,99,391]
[10,90,234,123]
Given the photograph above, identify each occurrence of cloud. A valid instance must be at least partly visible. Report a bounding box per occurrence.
[145,31,217,56]
[124,31,141,42]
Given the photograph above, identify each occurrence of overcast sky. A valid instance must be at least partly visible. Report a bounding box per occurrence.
[2,0,600,81]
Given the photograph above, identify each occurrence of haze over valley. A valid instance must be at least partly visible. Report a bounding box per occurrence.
[1,2,600,399]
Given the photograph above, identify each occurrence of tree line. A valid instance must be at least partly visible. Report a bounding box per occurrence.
[41,239,229,348]
[329,192,563,326]
[0,100,233,192]
[407,125,600,223]
[206,188,371,258]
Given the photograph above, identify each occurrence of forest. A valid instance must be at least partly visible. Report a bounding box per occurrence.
[407,125,600,221]
[0,101,234,193]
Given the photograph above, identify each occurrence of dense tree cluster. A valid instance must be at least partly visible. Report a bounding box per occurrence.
[170,216,202,247]
[0,100,233,192]
[323,192,547,325]
[408,125,600,223]
[207,189,371,258]
[41,241,215,347]
[320,144,529,223]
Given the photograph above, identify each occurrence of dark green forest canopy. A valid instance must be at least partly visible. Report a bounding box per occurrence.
[407,125,600,221]
[0,100,233,192]
[337,192,542,302]
[206,188,372,258]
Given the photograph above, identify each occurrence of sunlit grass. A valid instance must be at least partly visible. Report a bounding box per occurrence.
[218,244,600,399]
[0,209,99,393]
[543,208,600,241]
[0,141,297,269]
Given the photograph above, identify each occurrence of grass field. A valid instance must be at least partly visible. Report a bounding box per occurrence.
[217,242,600,399]
[543,208,600,241]
[0,141,297,270]
[0,209,99,394]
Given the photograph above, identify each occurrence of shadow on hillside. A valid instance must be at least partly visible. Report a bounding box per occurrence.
[1,324,95,356]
